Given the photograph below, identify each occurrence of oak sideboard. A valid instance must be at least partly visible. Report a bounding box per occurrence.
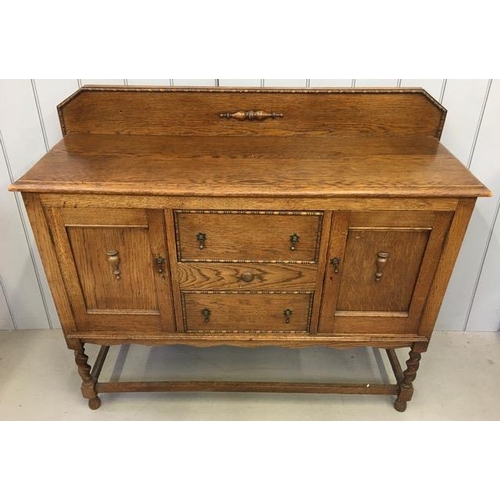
[9,86,491,411]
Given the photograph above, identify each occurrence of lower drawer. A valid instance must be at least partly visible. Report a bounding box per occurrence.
[182,292,313,333]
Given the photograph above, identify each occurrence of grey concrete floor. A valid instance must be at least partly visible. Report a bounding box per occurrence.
[0,329,499,420]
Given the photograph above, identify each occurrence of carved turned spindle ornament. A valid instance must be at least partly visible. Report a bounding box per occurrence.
[220,110,283,121]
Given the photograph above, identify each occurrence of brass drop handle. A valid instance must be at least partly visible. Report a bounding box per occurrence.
[290,234,300,251]
[331,257,340,273]
[197,232,207,250]
[201,308,211,323]
[106,250,121,280]
[375,252,389,282]
[284,309,293,324]
[155,256,165,274]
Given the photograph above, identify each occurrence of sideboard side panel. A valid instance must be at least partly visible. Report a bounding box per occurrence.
[22,193,77,345]
[418,198,477,339]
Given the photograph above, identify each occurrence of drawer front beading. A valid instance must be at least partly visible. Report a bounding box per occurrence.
[182,292,313,333]
[175,210,323,263]
[177,262,317,291]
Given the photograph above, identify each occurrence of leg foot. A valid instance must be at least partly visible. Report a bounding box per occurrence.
[89,396,101,410]
[394,400,407,412]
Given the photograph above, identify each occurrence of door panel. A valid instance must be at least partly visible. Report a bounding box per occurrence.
[68,226,158,312]
[318,211,453,334]
[337,229,430,312]
[46,208,175,331]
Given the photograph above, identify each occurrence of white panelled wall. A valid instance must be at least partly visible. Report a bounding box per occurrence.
[0,79,498,331]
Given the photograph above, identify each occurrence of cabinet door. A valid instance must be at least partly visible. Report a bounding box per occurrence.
[46,208,175,332]
[318,211,453,334]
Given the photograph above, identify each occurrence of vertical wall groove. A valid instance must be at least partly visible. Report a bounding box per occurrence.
[0,130,53,329]
[30,80,49,152]
[466,79,492,169]
[0,273,17,329]
[463,79,496,331]
[439,80,447,103]
[464,198,500,331]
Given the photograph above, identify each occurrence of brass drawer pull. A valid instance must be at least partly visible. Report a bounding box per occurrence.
[220,110,283,121]
[331,257,340,273]
[290,233,300,251]
[284,308,293,324]
[106,250,121,280]
[155,256,165,274]
[201,308,211,323]
[239,272,255,283]
[375,252,389,282]
[197,232,207,250]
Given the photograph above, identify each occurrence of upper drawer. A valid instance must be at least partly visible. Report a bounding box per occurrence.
[175,211,323,262]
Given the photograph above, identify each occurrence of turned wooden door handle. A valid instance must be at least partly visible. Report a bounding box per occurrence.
[375,252,389,282]
[106,250,121,280]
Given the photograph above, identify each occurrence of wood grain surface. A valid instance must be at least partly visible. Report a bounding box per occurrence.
[177,262,317,291]
[57,86,446,138]
[318,210,452,335]
[44,207,176,331]
[176,211,322,262]
[9,86,492,410]
[336,229,430,312]
[182,292,312,332]
[10,134,490,198]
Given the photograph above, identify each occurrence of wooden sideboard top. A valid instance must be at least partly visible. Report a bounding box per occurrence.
[10,133,490,198]
[9,86,491,198]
